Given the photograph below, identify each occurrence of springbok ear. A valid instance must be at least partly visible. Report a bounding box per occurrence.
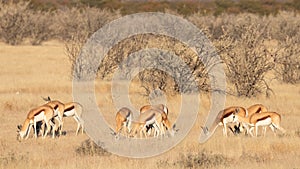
[41,96,51,101]
[42,96,49,102]
[17,125,22,130]
[172,124,176,129]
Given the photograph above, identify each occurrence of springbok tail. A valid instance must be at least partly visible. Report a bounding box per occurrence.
[272,123,286,134]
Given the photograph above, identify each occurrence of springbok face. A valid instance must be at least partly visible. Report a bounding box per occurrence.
[17,124,22,130]
[16,124,22,141]
[167,124,178,137]
[232,108,240,122]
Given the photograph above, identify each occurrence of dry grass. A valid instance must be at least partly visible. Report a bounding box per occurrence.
[0,41,299,169]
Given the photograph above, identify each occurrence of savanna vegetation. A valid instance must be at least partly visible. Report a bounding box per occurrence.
[0,0,299,169]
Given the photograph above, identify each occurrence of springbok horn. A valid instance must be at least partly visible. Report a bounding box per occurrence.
[42,96,50,101]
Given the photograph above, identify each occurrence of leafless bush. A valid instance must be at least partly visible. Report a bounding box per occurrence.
[27,10,54,45]
[0,1,56,45]
[96,34,213,95]
[215,14,275,97]
[269,11,300,42]
[55,7,120,41]
[269,12,300,84]
[188,13,228,40]
[61,7,120,80]
[0,1,31,45]
[275,37,300,84]
[65,31,89,80]
[188,13,286,97]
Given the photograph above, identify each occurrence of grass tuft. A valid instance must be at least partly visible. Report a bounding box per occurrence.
[75,139,111,156]
[158,150,232,169]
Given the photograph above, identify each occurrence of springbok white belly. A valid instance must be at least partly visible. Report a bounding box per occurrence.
[34,111,45,122]
[222,113,236,124]
[64,109,75,117]
[145,117,156,126]
[256,117,272,126]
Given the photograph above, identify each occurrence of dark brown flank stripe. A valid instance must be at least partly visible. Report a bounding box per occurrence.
[64,105,75,112]
[256,115,271,122]
[143,114,156,122]
[222,111,234,119]
[32,109,44,117]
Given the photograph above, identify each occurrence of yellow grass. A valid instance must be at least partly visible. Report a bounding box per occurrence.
[0,41,299,169]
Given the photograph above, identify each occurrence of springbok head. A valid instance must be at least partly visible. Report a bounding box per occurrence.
[16,124,23,141]
[232,108,240,122]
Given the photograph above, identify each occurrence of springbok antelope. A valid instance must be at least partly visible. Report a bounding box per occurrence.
[130,109,163,138]
[42,97,83,135]
[114,107,133,138]
[63,102,84,135]
[201,106,248,137]
[139,104,173,136]
[234,111,286,137]
[243,104,268,135]
[131,109,175,138]
[43,97,65,136]
[17,105,55,140]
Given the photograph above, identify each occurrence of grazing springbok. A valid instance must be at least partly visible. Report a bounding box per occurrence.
[242,103,268,135]
[17,105,55,140]
[114,107,133,139]
[201,106,248,137]
[234,110,286,137]
[130,109,163,138]
[130,108,175,138]
[43,96,65,136]
[139,104,173,136]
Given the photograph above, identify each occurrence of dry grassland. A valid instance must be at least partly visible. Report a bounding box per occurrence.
[0,41,299,169]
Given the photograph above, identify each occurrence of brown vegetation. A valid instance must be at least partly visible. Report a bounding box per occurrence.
[0,1,300,168]
[0,42,299,168]
[0,1,299,97]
